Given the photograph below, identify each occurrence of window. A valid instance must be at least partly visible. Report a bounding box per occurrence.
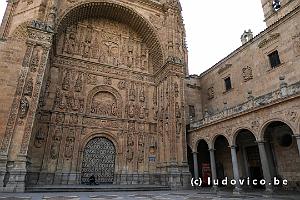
[268,50,281,68]
[224,77,232,91]
[272,0,281,12]
[189,105,195,119]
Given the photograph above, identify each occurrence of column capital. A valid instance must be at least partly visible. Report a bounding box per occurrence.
[256,140,267,144]
[294,135,300,139]
[192,151,198,154]
[208,148,215,152]
[229,145,237,149]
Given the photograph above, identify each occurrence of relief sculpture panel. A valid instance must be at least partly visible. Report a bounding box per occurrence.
[58,19,151,73]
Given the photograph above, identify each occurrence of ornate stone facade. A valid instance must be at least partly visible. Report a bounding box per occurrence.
[0,0,299,193]
[0,0,189,192]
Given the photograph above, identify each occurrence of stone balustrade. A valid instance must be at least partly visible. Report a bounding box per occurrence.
[190,80,300,130]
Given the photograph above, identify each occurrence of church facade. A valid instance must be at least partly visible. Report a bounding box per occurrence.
[0,0,300,193]
[0,0,190,192]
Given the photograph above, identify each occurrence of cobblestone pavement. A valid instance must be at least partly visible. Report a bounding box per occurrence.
[1,190,300,200]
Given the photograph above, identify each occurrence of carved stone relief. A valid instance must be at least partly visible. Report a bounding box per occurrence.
[19,96,29,119]
[74,72,83,92]
[175,102,181,118]
[30,46,42,72]
[59,19,150,72]
[138,134,144,163]
[286,111,297,122]
[176,119,182,135]
[34,128,45,148]
[139,85,145,102]
[62,69,72,91]
[64,128,75,159]
[24,77,34,97]
[129,82,136,101]
[50,127,62,160]
[118,80,127,90]
[292,33,300,56]
[251,120,260,132]
[127,134,134,162]
[242,66,253,82]
[104,77,112,85]
[208,87,214,100]
[174,82,179,98]
[90,91,119,117]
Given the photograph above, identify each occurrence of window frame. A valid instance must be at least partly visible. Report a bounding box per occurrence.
[268,50,281,69]
[224,76,232,92]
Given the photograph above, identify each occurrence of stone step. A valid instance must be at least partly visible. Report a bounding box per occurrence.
[25,184,171,193]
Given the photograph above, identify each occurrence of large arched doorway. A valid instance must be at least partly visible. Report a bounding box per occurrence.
[197,140,211,186]
[214,135,233,185]
[263,121,300,189]
[235,129,263,188]
[81,137,116,184]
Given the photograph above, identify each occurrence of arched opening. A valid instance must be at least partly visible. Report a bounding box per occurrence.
[263,121,300,189]
[55,1,164,73]
[81,137,116,184]
[196,140,211,186]
[235,129,263,188]
[214,135,233,186]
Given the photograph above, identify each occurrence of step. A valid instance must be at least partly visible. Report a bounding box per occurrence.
[25,184,171,193]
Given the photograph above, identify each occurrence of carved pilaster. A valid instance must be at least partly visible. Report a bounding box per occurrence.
[0,20,53,192]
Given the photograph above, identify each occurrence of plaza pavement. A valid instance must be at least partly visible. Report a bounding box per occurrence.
[1,189,300,200]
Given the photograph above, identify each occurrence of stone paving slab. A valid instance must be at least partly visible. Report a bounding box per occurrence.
[1,190,300,200]
[43,196,80,200]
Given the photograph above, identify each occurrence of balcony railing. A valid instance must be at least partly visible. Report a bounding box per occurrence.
[190,80,300,130]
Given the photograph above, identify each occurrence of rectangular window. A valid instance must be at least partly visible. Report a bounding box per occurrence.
[268,50,281,68]
[189,105,195,119]
[224,77,232,91]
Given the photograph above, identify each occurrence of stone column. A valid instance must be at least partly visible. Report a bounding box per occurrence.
[230,145,241,193]
[257,141,273,193]
[192,152,199,180]
[295,135,300,156]
[209,148,217,189]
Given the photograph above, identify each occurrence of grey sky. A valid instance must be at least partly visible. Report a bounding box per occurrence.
[0,1,266,75]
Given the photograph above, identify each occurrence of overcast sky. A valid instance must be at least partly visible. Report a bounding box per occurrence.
[0,0,266,75]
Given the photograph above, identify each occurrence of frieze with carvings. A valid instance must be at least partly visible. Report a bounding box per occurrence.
[82,118,122,129]
[54,56,154,83]
[58,19,151,73]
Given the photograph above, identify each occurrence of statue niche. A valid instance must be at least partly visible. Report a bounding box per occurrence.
[90,91,120,118]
